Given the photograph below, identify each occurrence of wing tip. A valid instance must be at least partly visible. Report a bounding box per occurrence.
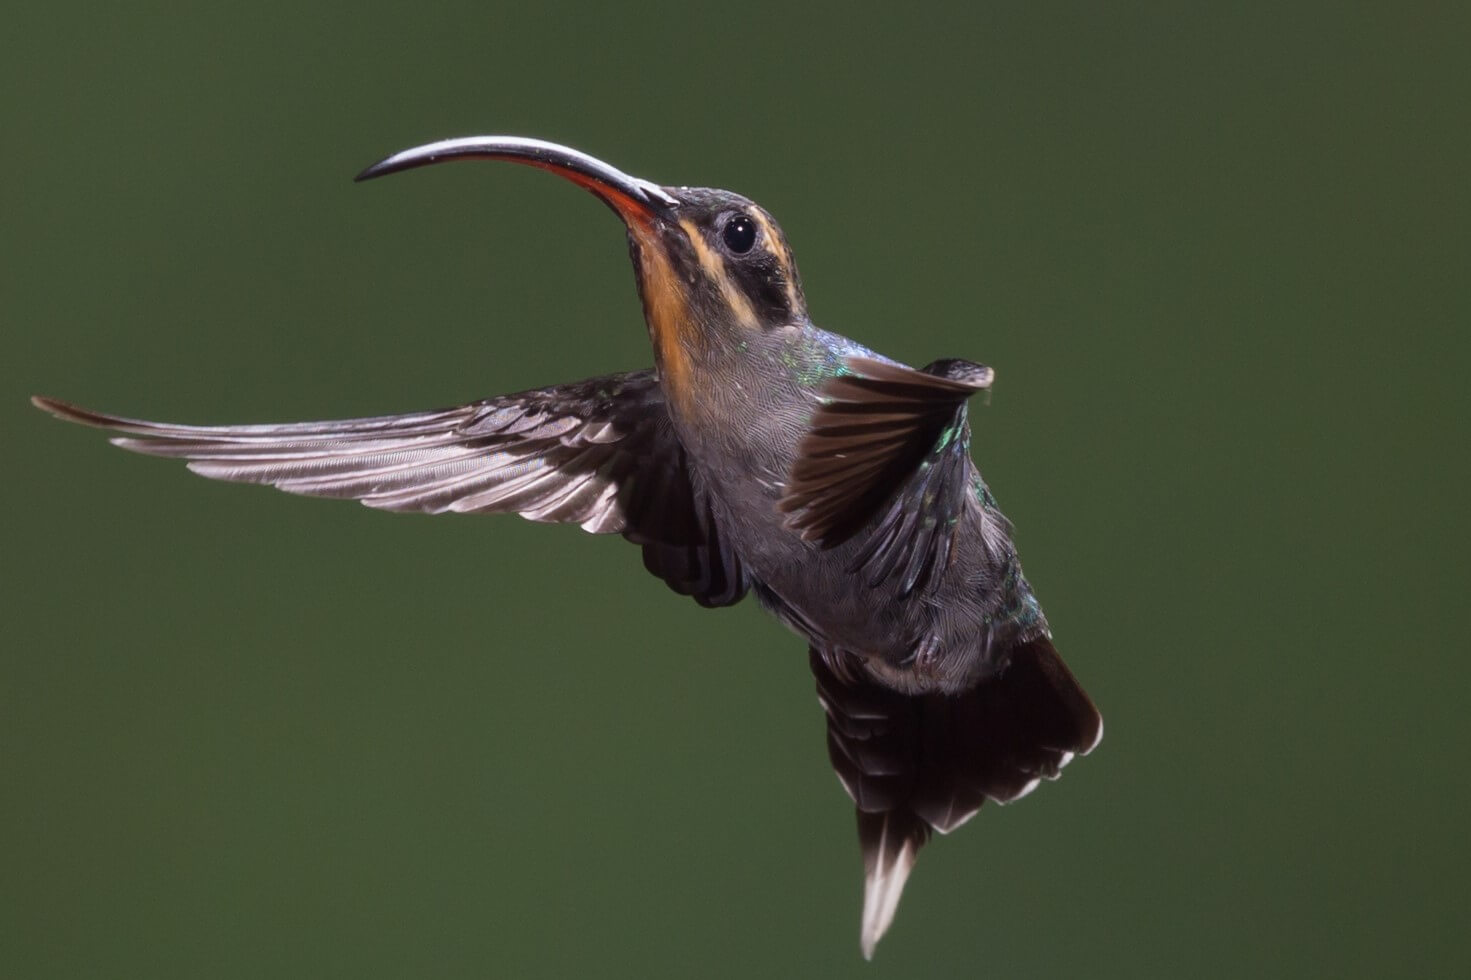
[33,395,150,433]
[840,354,996,393]
[31,395,92,425]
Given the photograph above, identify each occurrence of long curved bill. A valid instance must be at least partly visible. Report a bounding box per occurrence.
[355,135,678,224]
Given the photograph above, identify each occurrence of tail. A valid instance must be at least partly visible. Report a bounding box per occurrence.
[811,636,1102,958]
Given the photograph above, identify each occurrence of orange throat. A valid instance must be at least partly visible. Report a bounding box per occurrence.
[630,226,696,410]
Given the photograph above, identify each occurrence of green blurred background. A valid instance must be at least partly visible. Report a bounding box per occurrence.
[4,3,1467,977]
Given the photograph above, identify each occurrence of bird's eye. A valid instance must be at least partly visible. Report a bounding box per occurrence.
[722,214,758,254]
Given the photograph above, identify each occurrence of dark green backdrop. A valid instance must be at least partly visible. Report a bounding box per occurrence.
[5,3,1467,977]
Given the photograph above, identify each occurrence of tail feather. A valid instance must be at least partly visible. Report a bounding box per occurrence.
[857,809,930,960]
[811,636,1101,957]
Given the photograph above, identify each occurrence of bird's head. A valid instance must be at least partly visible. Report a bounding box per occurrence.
[357,136,807,397]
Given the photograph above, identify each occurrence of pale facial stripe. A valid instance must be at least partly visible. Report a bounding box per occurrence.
[679,218,760,330]
[751,211,800,314]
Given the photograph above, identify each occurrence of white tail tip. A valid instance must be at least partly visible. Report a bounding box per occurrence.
[859,823,922,959]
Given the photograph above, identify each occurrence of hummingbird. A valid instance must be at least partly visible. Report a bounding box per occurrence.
[33,136,1102,958]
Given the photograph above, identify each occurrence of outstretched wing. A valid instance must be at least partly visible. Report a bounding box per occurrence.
[33,370,747,607]
[810,639,1102,958]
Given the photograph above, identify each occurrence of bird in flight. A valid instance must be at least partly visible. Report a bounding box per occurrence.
[34,135,1102,958]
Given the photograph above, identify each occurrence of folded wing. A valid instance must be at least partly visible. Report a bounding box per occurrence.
[778,356,994,596]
